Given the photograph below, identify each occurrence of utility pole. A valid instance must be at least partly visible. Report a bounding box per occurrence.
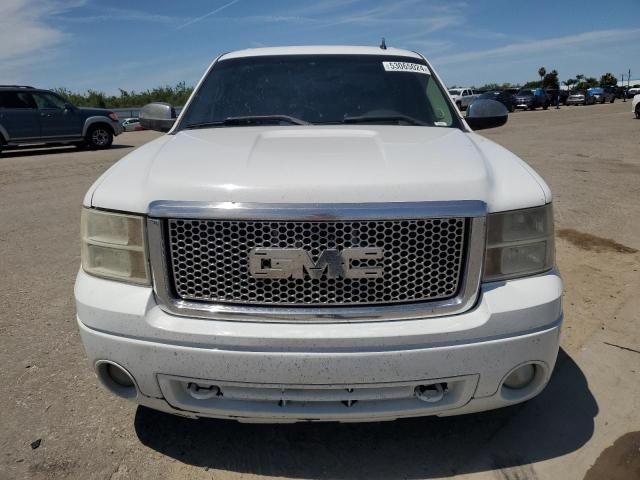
[622,73,626,102]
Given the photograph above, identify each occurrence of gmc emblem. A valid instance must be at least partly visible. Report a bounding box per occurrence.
[248,248,384,279]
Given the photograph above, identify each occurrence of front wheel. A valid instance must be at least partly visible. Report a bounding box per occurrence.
[543,103,549,110]
[86,125,113,149]
[635,107,640,119]
[610,97,615,103]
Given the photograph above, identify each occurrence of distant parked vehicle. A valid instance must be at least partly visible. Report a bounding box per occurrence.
[514,88,549,110]
[632,94,640,119]
[614,86,627,99]
[0,85,122,155]
[448,88,479,110]
[544,89,569,106]
[121,117,143,132]
[476,91,516,112]
[588,87,615,104]
[627,86,640,98]
[566,90,596,106]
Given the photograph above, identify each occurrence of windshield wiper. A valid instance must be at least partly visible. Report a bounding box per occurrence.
[185,115,310,129]
[342,114,428,126]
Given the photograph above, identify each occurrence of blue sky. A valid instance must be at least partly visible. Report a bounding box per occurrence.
[1,0,639,94]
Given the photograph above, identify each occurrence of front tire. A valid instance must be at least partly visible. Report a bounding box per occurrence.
[635,106,640,119]
[86,124,113,149]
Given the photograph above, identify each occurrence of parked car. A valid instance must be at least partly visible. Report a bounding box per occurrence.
[75,45,562,424]
[476,90,516,112]
[566,89,596,106]
[121,117,143,132]
[633,94,640,119]
[0,85,122,155]
[627,86,640,98]
[544,89,569,106]
[514,88,549,110]
[588,87,615,104]
[448,87,479,110]
[614,86,627,99]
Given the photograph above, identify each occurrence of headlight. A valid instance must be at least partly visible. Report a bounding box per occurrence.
[108,112,119,121]
[483,204,554,282]
[81,208,150,285]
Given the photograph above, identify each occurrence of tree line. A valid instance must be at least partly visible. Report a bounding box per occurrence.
[455,69,620,92]
[52,82,193,108]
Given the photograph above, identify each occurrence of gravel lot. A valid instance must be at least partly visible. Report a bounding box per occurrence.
[1,102,639,480]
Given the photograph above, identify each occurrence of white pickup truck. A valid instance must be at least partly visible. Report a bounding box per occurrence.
[76,46,562,423]
[448,87,480,110]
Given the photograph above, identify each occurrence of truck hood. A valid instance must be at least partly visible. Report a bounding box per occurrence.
[88,126,550,214]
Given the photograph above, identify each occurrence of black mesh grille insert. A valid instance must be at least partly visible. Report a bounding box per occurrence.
[167,218,467,306]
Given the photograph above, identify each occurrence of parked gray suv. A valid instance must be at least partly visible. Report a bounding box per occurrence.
[0,85,123,155]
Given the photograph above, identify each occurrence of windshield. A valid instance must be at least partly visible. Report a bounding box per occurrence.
[516,89,533,96]
[179,55,459,130]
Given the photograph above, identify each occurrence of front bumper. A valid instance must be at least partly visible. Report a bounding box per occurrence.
[515,100,533,108]
[111,120,123,136]
[75,269,563,422]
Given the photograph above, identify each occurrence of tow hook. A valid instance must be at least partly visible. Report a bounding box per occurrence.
[414,383,447,403]
[187,382,221,400]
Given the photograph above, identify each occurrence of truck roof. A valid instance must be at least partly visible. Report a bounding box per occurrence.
[219,45,423,61]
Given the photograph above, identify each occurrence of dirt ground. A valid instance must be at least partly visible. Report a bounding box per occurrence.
[1,101,639,480]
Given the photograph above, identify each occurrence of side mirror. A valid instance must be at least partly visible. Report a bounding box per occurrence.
[139,102,177,132]
[465,99,508,130]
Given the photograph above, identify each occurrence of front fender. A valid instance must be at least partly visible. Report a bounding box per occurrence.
[82,116,120,137]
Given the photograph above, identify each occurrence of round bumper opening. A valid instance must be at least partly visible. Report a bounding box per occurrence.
[503,364,536,389]
[95,360,138,400]
[500,362,549,402]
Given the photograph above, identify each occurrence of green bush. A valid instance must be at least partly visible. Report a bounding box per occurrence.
[52,82,193,108]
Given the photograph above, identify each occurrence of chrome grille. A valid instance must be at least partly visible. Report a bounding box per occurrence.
[166,217,468,306]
